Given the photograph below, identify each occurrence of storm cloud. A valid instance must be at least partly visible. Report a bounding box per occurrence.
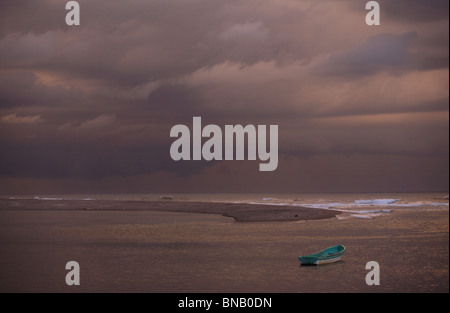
[0,0,448,193]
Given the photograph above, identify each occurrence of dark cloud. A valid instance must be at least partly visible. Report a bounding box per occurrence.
[0,0,64,37]
[0,70,86,110]
[313,32,418,77]
[0,0,448,192]
[382,0,449,23]
[0,142,168,179]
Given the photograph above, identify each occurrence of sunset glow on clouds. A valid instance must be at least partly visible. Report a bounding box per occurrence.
[0,0,448,193]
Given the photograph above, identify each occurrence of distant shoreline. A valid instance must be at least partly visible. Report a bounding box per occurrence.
[0,199,341,222]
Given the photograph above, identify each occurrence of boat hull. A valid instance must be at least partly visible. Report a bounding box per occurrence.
[299,245,345,265]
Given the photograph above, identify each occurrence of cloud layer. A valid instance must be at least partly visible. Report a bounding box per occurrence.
[0,0,448,193]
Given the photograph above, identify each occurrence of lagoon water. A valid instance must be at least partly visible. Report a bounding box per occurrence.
[0,193,448,292]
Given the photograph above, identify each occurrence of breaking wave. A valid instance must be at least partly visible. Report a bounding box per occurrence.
[252,197,448,220]
[353,199,399,205]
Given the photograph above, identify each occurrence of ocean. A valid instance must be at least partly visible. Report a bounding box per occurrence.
[0,192,448,292]
[4,192,449,219]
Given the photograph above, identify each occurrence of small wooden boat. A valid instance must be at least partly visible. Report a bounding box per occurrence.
[298,245,346,265]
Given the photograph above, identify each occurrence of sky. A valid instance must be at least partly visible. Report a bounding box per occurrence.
[0,0,448,194]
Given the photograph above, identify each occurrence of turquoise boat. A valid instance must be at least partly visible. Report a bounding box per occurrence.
[298,245,346,265]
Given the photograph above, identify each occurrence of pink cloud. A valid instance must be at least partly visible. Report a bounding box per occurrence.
[1,113,44,125]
